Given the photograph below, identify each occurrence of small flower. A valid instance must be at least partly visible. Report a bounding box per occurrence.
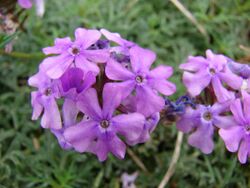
[18,0,45,17]
[121,172,138,188]
[177,102,234,154]
[40,28,109,79]
[63,85,145,161]
[180,50,243,103]
[106,46,176,117]
[219,91,250,164]
[28,70,62,129]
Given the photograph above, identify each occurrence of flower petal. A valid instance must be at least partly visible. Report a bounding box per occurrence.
[179,56,208,72]
[31,91,43,120]
[211,76,234,103]
[219,70,243,90]
[40,97,62,129]
[230,99,246,125]
[219,126,244,152]
[105,59,134,81]
[77,88,102,121]
[148,79,176,96]
[188,123,214,154]
[64,120,98,152]
[238,139,249,164]
[242,91,250,121]
[74,28,101,49]
[83,49,109,63]
[43,37,72,55]
[112,113,145,144]
[213,115,235,129]
[176,107,200,133]
[40,54,73,79]
[130,46,156,73]
[102,83,123,119]
[62,99,78,127]
[182,71,211,97]
[148,65,173,79]
[75,55,99,74]
[136,85,165,117]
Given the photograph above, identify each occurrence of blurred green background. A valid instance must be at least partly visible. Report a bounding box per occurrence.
[0,0,250,187]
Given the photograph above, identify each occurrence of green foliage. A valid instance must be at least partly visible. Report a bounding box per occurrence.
[0,0,250,187]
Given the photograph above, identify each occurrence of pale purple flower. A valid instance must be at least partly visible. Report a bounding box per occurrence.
[121,172,138,188]
[105,46,176,117]
[18,0,32,8]
[63,85,145,161]
[180,50,243,103]
[177,102,234,154]
[18,0,45,17]
[40,28,109,79]
[28,70,62,130]
[219,91,250,164]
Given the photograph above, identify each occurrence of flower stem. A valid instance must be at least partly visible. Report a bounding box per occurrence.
[158,131,183,188]
[0,49,45,59]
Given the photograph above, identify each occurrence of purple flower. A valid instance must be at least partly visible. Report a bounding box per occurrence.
[106,46,176,117]
[177,102,234,154]
[28,70,62,130]
[219,91,250,164]
[180,50,243,103]
[40,28,109,79]
[18,0,32,8]
[63,85,145,161]
[121,172,138,188]
[18,0,45,17]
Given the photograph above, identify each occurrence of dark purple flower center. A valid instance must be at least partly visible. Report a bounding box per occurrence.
[135,75,144,83]
[70,46,80,55]
[209,68,216,75]
[100,120,110,128]
[44,88,52,96]
[203,111,212,121]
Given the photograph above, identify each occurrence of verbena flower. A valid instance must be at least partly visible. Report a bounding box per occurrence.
[63,85,145,161]
[121,172,138,188]
[41,28,109,79]
[29,28,176,161]
[219,91,250,163]
[18,0,45,17]
[28,70,62,129]
[177,102,234,154]
[180,50,243,103]
[106,46,176,117]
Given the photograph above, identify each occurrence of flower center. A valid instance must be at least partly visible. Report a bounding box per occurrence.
[245,125,250,133]
[72,47,79,55]
[135,75,144,83]
[44,88,52,96]
[209,68,216,75]
[100,120,110,128]
[203,111,212,121]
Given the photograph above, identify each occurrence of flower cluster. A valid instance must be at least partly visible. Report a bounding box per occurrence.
[178,49,250,163]
[29,28,176,161]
